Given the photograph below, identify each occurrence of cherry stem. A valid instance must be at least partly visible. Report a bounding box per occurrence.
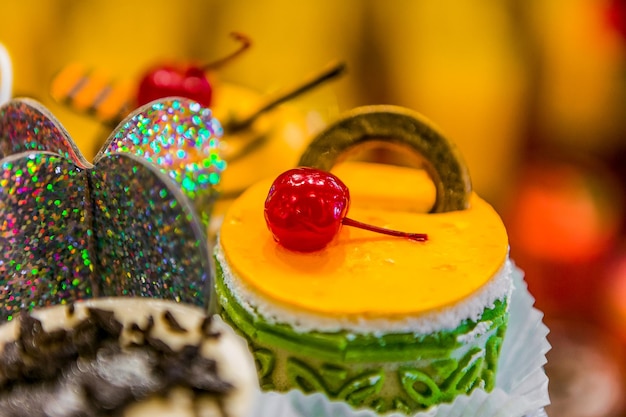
[202,32,252,71]
[342,217,428,242]
[225,60,347,133]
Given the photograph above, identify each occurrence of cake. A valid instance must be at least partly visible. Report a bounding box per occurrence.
[0,97,261,416]
[0,297,258,417]
[214,105,512,414]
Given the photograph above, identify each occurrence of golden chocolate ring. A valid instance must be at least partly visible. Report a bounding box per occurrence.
[298,105,472,213]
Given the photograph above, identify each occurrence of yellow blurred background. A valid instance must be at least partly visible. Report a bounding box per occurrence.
[2,1,626,415]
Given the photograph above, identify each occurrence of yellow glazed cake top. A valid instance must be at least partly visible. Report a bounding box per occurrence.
[219,162,509,318]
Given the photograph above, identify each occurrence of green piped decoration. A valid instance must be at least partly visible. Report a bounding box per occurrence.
[431,358,460,381]
[441,347,483,394]
[320,364,349,394]
[457,356,485,392]
[400,368,443,408]
[254,348,275,379]
[215,268,509,413]
[336,370,385,406]
[371,398,387,413]
[393,397,413,415]
[287,358,329,393]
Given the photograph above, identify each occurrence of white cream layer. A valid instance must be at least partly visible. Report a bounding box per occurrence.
[215,242,514,336]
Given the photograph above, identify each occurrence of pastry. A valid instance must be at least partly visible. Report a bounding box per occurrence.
[0,298,258,417]
[0,98,259,416]
[214,105,512,413]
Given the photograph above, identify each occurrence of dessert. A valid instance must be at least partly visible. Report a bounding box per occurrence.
[0,297,258,417]
[0,97,261,415]
[215,105,512,414]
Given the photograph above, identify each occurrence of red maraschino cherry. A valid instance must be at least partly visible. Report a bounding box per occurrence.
[136,32,251,107]
[264,167,428,252]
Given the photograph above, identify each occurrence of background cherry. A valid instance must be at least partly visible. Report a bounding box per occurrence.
[136,65,213,107]
[136,32,251,107]
[264,167,427,252]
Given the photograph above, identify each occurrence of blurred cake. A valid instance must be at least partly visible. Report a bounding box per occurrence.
[0,97,260,416]
[214,106,512,414]
[0,298,258,417]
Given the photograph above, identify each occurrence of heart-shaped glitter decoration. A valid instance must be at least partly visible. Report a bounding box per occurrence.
[0,97,224,320]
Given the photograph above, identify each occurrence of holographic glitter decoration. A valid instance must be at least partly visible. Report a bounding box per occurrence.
[96,98,226,226]
[0,98,90,167]
[0,153,95,320]
[0,97,223,320]
[91,153,210,305]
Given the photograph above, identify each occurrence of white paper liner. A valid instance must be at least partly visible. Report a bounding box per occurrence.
[246,265,551,417]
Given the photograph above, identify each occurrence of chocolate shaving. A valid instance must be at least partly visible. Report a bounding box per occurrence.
[72,317,102,357]
[145,335,175,356]
[0,342,24,381]
[200,315,213,333]
[19,313,45,356]
[87,308,123,338]
[162,310,188,333]
[82,365,139,412]
[145,315,155,333]
[187,357,232,393]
